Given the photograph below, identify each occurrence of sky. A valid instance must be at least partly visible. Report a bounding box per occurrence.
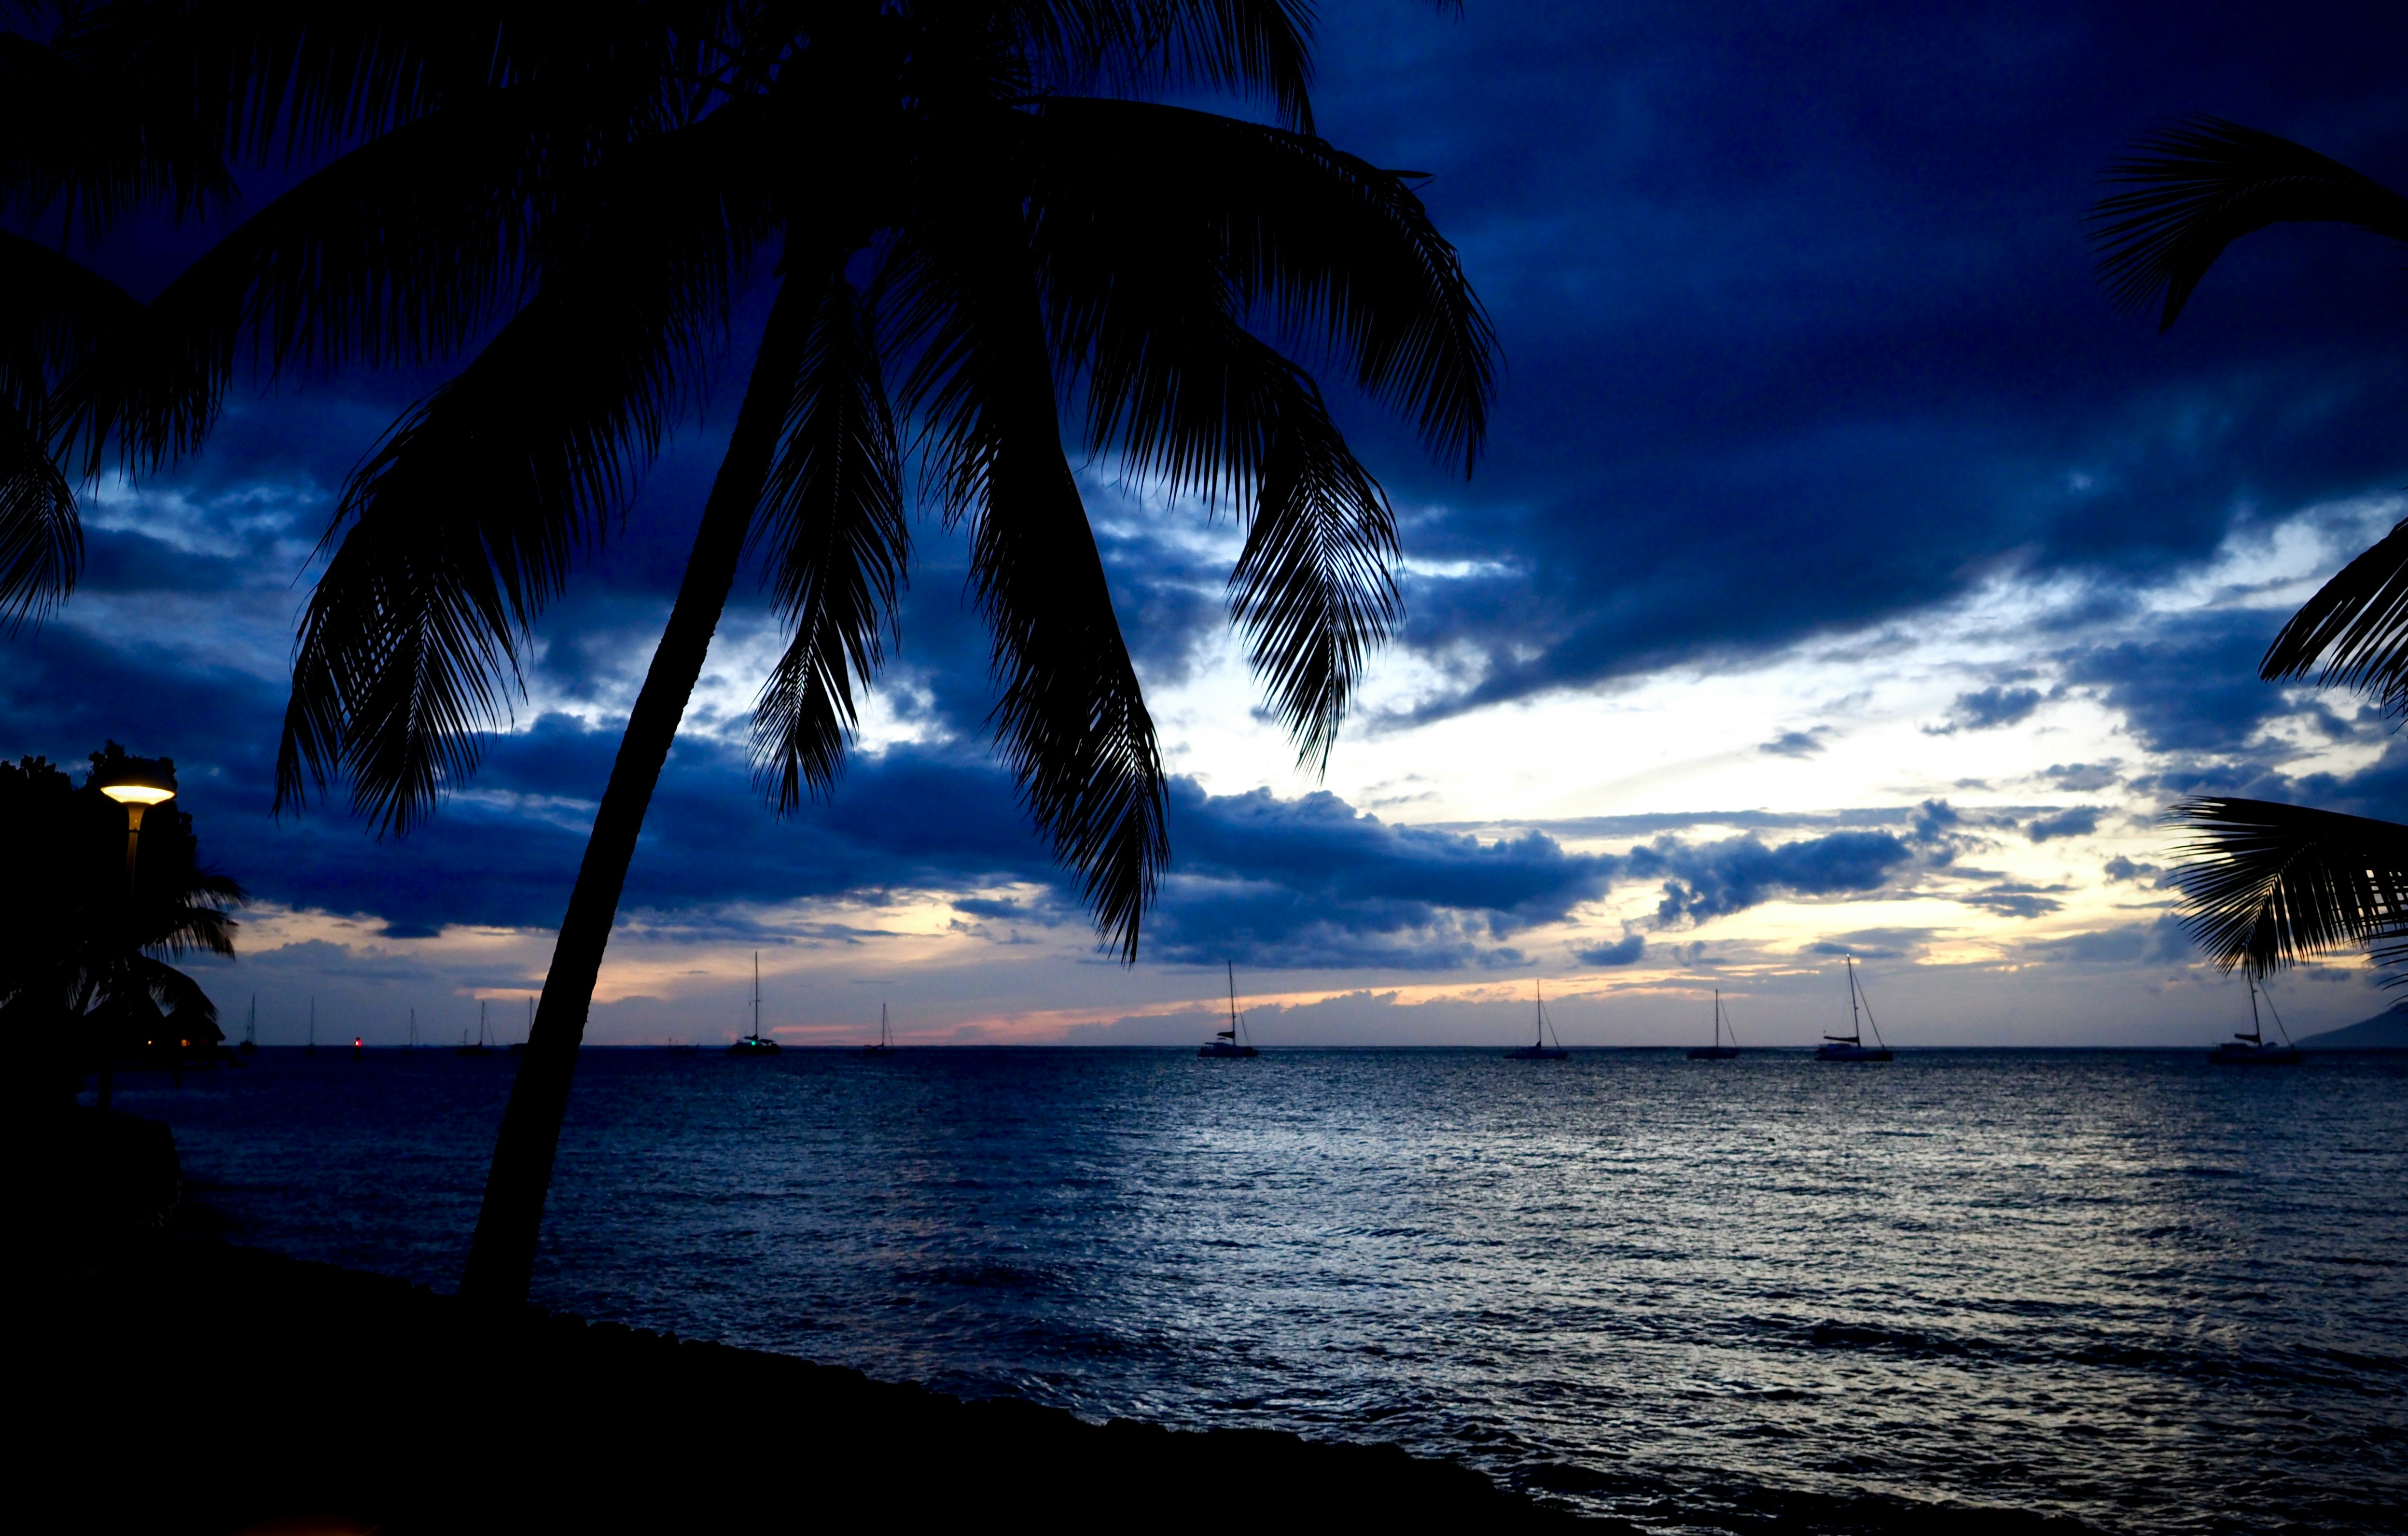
[10,0,2408,1048]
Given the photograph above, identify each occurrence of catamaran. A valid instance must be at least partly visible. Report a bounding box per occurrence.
[1200,963,1260,1058]
[2210,975,2302,1065]
[859,1003,896,1056]
[1687,989,1740,1060]
[1814,956,1893,1061]
[731,951,781,1054]
[1505,979,1569,1059]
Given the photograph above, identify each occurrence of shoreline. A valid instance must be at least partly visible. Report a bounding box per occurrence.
[31,1225,1578,1533]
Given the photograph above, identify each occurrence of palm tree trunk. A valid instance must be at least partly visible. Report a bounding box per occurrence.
[459,276,811,1305]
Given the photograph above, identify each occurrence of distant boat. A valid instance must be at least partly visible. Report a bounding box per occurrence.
[1814,957,1893,1061]
[1505,979,1569,1060]
[1199,963,1260,1058]
[1687,989,1740,1060]
[859,1003,896,1056]
[237,994,257,1057]
[457,1001,494,1056]
[2210,975,2302,1065]
[731,951,781,1055]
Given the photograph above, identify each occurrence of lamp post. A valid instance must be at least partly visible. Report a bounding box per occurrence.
[94,756,176,1112]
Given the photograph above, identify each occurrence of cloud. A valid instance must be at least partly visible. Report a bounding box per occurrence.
[1959,884,2068,919]
[1759,727,1830,758]
[2026,806,2102,842]
[1574,933,1646,966]
[2041,762,2120,792]
[1633,830,1916,927]
[2102,855,2162,884]
[2025,915,2192,966]
[1925,685,2045,736]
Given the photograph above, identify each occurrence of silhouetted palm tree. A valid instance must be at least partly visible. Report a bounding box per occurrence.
[0,747,245,1104]
[6,5,1494,1301]
[2093,119,2408,976]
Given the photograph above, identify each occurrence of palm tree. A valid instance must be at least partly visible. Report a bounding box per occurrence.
[2092,119,2408,976]
[0,746,245,1107]
[6,5,1495,1302]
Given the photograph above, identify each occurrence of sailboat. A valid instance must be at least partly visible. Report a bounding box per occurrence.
[1199,963,1260,1058]
[1687,989,1740,1060]
[2210,975,2302,1064]
[859,1004,896,1056]
[238,994,257,1057]
[1814,956,1893,1061]
[456,1001,493,1056]
[1505,979,1569,1059]
[730,951,781,1055]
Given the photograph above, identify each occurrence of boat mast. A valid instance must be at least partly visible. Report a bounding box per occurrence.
[753,951,761,1040]
[1535,979,1545,1047]
[1226,961,1240,1041]
[1846,957,1863,1044]
[2245,974,2263,1044]
[1713,988,1721,1049]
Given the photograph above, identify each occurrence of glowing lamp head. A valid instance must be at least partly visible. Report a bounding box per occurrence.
[97,754,177,806]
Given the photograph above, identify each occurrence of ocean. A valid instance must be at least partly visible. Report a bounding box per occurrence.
[123,1047,2404,1532]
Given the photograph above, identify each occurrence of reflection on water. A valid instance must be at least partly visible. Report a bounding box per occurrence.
[129,1048,2405,1531]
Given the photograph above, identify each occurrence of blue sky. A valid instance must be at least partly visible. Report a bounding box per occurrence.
[10,0,2408,1046]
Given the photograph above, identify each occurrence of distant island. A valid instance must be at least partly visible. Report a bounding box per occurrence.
[2295,1012,2408,1050]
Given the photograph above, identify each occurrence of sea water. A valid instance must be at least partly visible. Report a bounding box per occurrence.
[123,1048,2404,1532]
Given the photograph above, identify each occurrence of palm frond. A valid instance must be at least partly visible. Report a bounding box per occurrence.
[0,402,78,624]
[2260,516,2408,711]
[1005,1,1319,132]
[1230,353,1399,770]
[1030,97,1496,474]
[2090,116,2408,332]
[0,235,140,625]
[0,27,236,238]
[750,264,908,811]
[277,145,752,833]
[51,84,589,479]
[2166,796,2408,977]
[49,2,695,166]
[909,230,1168,960]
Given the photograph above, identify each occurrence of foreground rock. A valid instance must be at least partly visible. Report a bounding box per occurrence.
[30,1234,1576,1533]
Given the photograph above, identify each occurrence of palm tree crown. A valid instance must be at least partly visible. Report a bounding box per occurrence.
[2092,117,2408,979]
[3,2,1496,1300]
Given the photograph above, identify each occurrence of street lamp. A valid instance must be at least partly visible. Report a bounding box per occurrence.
[97,756,177,876]
[94,756,175,1111]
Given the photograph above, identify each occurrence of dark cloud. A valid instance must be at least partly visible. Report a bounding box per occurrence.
[1959,884,2069,919]
[1633,830,1916,927]
[1574,933,1645,967]
[2025,915,2192,966]
[1803,929,1933,963]
[1926,685,2046,736]
[2026,806,2102,842]
[2102,855,2162,884]
[2042,762,2121,792]
[1308,0,2408,712]
[1759,728,1829,758]
[2058,609,2299,756]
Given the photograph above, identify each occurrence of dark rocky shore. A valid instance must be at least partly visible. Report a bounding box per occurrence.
[28,1113,1575,1534]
